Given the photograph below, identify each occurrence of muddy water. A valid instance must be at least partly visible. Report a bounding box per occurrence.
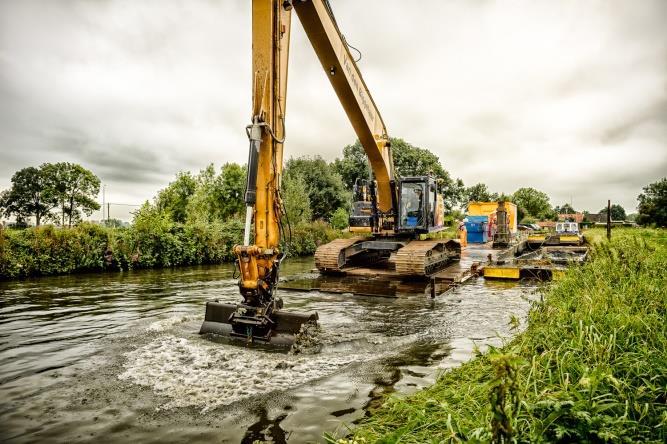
[0,258,538,443]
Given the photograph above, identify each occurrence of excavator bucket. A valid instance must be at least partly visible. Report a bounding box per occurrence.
[199,301,318,348]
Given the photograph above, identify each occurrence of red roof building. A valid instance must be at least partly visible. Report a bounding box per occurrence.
[558,213,585,223]
[538,221,556,229]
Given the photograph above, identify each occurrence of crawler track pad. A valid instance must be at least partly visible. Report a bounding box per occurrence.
[199,301,318,347]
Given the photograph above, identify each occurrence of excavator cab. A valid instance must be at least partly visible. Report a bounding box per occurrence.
[349,175,445,235]
[396,176,445,233]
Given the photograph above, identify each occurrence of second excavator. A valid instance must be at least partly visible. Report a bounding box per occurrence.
[200,0,460,346]
[306,3,461,277]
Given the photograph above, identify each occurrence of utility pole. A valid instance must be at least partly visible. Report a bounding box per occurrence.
[606,199,611,241]
[102,184,106,222]
[107,203,111,224]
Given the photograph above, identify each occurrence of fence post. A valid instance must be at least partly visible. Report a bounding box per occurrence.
[606,200,611,241]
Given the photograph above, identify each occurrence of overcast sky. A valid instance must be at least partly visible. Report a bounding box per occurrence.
[1,0,665,220]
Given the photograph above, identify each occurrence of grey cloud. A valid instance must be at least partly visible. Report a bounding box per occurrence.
[48,129,165,183]
[1,0,666,214]
[601,99,667,144]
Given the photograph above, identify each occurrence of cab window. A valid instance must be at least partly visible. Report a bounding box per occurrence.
[400,183,425,228]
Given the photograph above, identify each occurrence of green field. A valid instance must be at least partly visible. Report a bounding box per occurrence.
[343,228,667,443]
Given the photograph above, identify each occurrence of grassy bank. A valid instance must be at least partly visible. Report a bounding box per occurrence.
[0,219,344,279]
[344,228,667,443]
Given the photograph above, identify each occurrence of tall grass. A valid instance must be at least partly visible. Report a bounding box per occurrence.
[345,228,667,443]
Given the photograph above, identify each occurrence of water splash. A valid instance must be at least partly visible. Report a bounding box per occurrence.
[146,315,193,333]
[119,335,364,413]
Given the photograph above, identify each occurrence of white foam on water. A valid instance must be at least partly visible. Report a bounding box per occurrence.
[118,336,366,413]
[145,315,192,333]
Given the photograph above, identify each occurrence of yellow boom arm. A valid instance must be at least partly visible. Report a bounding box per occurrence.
[237,0,394,303]
[293,0,394,212]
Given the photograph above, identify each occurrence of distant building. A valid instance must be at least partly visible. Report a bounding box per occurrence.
[586,213,605,223]
[593,221,638,227]
[558,213,585,223]
[538,221,556,229]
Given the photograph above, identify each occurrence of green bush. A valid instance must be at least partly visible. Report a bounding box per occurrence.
[0,217,346,279]
[1,223,109,278]
[282,220,346,257]
[330,207,350,230]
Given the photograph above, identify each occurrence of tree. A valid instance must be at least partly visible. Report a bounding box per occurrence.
[512,187,553,220]
[159,163,247,224]
[0,166,57,226]
[464,183,498,203]
[184,165,218,224]
[284,156,348,221]
[215,163,246,220]
[391,138,465,209]
[599,204,626,221]
[637,178,667,226]
[281,172,312,225]
[555,203,576,214]
[103,218,124,228]
[331,138,466,210]
[331,142,370,190]
[330,207,349,229]
[42,163,101,227]
[156,171,197,223]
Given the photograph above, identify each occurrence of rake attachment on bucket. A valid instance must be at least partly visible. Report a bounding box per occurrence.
[199,300,318,347]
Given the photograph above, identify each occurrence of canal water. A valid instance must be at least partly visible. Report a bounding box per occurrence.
[0,258,538,443]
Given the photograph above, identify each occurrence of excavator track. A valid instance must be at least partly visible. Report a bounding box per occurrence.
[314,237,364,272]
[393,239,460,277]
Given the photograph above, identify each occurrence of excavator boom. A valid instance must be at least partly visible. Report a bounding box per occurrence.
[293,0,395,213]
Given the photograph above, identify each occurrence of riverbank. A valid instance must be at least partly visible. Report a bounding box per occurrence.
[0,220,345,279]
[345,228,667,443]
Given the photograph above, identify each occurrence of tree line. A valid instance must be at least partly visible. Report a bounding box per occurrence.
[0,163,101,227]
[2,141,666,229]
[332,140,665,226]
[145,137,466,231]
[463,180,667,226]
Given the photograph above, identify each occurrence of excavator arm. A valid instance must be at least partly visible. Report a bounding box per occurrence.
[244,0,397,260]
[200,0,397,345]
[292,0,395,213]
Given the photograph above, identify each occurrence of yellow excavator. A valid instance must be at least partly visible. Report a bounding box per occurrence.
[200,0,460,346]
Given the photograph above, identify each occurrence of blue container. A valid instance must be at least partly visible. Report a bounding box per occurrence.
[465,222,484,233]
[465,221,488,243]
[406,216,419,227]
[467,230,488,243]
[464,215,488,243]
[466,215,489,223]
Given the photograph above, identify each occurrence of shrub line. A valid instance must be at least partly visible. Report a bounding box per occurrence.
[0,219,346,279]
